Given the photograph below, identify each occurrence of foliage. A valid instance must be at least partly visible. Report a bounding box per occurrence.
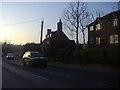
[2,40,23,57]
[74,45,120,66]
[47,45,120,66]
[23,43,41,53]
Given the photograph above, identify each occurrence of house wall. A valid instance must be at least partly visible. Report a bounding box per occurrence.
[88,10,120,48]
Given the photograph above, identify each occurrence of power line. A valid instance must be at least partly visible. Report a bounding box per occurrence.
[0,18,43,27]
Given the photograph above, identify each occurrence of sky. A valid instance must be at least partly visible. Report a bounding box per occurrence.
[0,1,119,45]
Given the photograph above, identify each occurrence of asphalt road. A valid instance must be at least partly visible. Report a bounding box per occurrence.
[2,58,120,88]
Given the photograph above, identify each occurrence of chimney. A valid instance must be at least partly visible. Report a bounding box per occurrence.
[57,19,62,32]
[46,29,51,38]
[47,29,51,35]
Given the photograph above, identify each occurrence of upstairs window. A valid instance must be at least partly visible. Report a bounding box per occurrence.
[113,18,118,27]
[96,37,100,44]
[47,41,50,45]
[96,23,101,31]
[90,26,94,31]
[110,34,118,44]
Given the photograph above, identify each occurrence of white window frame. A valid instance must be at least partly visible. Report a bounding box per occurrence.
[96,37,100,44]
[110,34,118,44]
[90,26,94,31]
[47,41,50,44]
[113,18,118,27]
[96,23,101,31]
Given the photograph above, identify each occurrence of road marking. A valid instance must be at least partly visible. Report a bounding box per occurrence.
[11,61,23,65]
[6,60,23,65]
[40,69,70,78]
[9,60,69,80]
[4,60,50,81]
[21,70,50,81]
[8,59,70,78]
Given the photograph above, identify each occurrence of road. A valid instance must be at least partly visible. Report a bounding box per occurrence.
[2,58,120,88]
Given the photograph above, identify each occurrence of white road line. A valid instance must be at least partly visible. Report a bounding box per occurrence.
[5,60,50,81]
[9,60,70,78]
[40,69,70,78]
[8,60,23,65]
[21,70,50,81]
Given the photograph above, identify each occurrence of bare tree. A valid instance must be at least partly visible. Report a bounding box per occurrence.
[63,1,90,49]
[90,10,105,22]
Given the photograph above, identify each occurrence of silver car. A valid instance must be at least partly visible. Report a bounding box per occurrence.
[22,51,47,67]
[6,53,15,60]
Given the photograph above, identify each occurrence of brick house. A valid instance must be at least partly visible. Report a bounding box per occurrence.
[87,10,120,47]
[41,19,75,50]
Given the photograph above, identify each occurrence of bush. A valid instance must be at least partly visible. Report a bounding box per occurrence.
[47,45,120,66]
[75,45,120,66]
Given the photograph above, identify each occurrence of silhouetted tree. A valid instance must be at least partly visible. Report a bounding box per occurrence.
[63,1,90,49]
[24,43,40,52]
[90,10,105,22]
[2,40,23,57]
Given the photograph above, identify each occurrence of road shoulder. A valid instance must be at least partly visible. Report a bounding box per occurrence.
[48,62,120,75]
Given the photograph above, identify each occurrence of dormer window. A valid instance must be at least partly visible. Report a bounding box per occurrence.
[90,26,94,31]
[96,23,101,31]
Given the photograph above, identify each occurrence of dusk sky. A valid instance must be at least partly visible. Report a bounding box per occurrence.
[0,1,119,45]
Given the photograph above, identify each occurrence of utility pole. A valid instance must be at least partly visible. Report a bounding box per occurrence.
[40,20,44,44]
[118,1,120,10]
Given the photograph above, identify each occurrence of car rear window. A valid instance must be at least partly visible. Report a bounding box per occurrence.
[31,53,42,57]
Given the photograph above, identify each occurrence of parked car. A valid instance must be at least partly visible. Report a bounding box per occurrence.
[22,51,47,67]
[6,53,15,60]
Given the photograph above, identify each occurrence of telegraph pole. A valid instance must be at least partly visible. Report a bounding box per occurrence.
[118,1,120,10]
[40,20,44,44]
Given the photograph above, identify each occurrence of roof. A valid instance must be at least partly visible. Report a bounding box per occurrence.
[42,30,75,48]
[88,10,120,26]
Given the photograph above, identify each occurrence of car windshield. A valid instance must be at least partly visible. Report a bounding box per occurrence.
[31,52,43,57]
[7,53,14,56]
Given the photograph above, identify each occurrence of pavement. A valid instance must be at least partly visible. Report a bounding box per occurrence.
[2,58,120,88]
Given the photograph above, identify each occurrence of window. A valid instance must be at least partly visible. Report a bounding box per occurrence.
[89,38,94,44]
[110,34,118,44]
[47,41,50,44]
[96,23,101,31]
[113,18,118,27]
[96,37,100,44]
[31,52,42,57]
[90,26,94,31]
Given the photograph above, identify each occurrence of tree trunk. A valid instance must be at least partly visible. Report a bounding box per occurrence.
[76,28,79,45]
[82,30,86,49]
